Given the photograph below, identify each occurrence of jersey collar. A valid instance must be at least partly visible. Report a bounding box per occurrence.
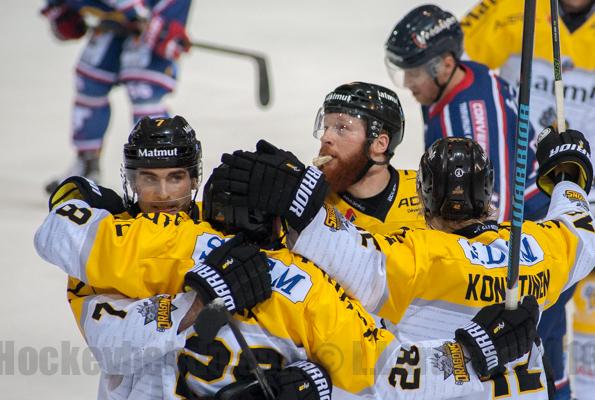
[339,165,399,220]
[429,63,475,119]
[453,220,499,239]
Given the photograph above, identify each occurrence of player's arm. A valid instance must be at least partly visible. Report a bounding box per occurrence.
[533,128,595,293]
[68,281,199,375]
[460,0,520,68]
[261,257,538,398]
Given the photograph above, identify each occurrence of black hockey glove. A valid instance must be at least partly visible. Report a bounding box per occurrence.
[536,126,593,196]
[184,233,272,314]
[455,296,539,378]
[214,140,329,233]
[48,176,126,214]
[214,360,332,400]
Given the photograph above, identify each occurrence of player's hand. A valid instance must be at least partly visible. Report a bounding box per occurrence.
[184,233,272,314]
[142,15,190,60]
[455,296,539,378]
[213,140,329,233]
[41,4,87,41]
[536,126,593,196]
[48,176,126,214]
[214,360,332,400]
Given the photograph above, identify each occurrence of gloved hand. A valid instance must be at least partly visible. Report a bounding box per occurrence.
[536,126,593,196]
[214,140,329,233]
[41,3,87,41]
[455,296,539,378]
[142,15,190,60]
[48,176,126,214]
[184,233,272,314]
[215,360,332,400]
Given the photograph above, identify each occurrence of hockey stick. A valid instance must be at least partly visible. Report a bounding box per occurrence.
[191,41,271,107]
[549,0,566,131]
[194,299,276,400]
[506,0,537,310]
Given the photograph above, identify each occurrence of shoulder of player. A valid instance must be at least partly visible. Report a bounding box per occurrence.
[461,0,525,30]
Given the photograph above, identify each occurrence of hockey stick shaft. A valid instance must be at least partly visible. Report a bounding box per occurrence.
[506,0,537,310]
[191,41,271,107]
[198,299,276,399]
[549,0,566,131]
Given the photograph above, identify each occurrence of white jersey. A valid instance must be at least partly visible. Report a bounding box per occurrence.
[289,181,595,399]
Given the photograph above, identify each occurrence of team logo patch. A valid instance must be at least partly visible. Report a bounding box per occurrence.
[137,295,178,332]
[564,190,589,212]
[432,342,471,384]
[323,204,347,231]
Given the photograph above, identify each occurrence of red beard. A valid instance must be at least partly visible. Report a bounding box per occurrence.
[319,144,369,193]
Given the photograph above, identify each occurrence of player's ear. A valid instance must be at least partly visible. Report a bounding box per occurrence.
[371,132,390,157]
[191,177,199,191]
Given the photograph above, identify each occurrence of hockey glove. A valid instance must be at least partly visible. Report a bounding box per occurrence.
[215,140,329,233]
[142,16,190,60]
[184,233,272,314]
[41,4,87,41]
[48,176,126,214]
[455,296,539,378]
[214,360,332,400]
[536,126,593,196]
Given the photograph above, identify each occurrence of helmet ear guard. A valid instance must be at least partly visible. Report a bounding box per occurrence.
[418,137,494,221]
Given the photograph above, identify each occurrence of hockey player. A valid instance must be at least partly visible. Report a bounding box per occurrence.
[384,4,548,222]
[35,137,541,398]
[211,126,595,399]
[41,0,192,194]
[46,115,292,399]
[462,1,595,396]
[313,82,425,234]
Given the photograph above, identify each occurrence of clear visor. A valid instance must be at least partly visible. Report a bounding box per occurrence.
[121,164,200,214]
[313,107,367,141]
[384,55,438,89]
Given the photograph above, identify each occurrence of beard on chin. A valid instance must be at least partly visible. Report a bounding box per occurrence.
[320,146,369,193]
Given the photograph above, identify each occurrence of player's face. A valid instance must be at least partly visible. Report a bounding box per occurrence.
[403,66,439,106]
[317,113,370,192]
[560,0,592,12]
[134,167,195,214]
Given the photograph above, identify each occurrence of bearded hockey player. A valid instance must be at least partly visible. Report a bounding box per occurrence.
[211,127,595,399]
[313,82,425,234]
[384,4,549,222]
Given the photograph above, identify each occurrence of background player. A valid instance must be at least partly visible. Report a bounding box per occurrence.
[41,0,192,194]
[384,4,548,222]
[462,1,595,396]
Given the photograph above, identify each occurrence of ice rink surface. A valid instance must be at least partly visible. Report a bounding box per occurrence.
[0,1,480,397]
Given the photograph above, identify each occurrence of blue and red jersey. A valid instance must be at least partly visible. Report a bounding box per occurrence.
[422,60,548,221]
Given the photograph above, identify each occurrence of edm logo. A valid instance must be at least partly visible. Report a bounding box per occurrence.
[458,234,544,268]
[192,233,312,302]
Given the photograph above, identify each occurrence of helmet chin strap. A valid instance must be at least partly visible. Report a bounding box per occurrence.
[432,63,459,104]
[354,141,390,183]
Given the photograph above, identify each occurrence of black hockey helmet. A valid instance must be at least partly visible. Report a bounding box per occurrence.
[385,4,463,69]
[418,137,493,220]
[123,115,202,176]
[314,82,405,158]
[122,116,202,208]
[202,168,274,244]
